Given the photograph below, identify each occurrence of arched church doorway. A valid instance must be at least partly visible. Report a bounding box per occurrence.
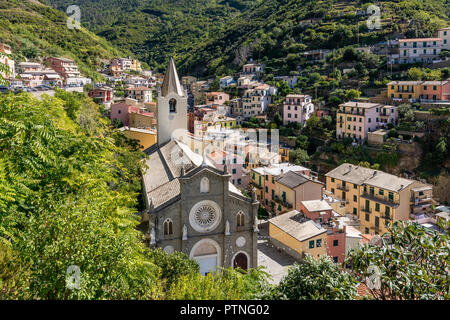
[232,252,248,270]
[190,239,221,275]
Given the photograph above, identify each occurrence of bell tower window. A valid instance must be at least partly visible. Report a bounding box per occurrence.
[169,98,177,113]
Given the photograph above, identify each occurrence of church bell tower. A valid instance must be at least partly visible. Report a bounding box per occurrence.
[157,57,188,146]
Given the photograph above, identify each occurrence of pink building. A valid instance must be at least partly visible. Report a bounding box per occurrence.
[205,92,230,105]
[110,103,154,127]
[283,94,315,126]
[299,200,333,223]
[420,80,450,101]
[208,150,248,188]
[326,226,347,264]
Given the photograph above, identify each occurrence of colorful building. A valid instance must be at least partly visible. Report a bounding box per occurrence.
[269,210,327,262]
[283,94,315,126]
[336,102,398,142]
[398,38,443,64]
[325,164,434,235]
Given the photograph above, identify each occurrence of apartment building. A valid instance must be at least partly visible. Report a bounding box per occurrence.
[438,27,450,50]
[110,103,155,128]
[269,210,327,262]
[283,94,315,126]
[242,84,273,119]
[336,102,398,142]
[46,57,90,86]
[205,92,230,105]
[325,164,434,235]
[0,43,15,79]
[124,86,152,103]
[387,80,450,102]
[398,38,443,64]
[88,86,113,105]
[17,62,62,87]
[250,163,320,213]
[207,150,248,188]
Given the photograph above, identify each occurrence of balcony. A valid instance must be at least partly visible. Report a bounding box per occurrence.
[337,184,349,192]
[361,192,399,208]
[361,207,372,214]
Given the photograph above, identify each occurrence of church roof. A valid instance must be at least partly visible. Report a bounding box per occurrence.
[142,140,245,212]
[160,57,184,97]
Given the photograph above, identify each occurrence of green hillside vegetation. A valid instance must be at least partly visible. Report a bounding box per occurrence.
[0,90,270,299]
[0,0,129,81]
[47,0,450,76]
[46,0,260,71]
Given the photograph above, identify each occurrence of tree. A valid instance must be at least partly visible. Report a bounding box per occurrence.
[346,221,450,300]
[273,112,283,127]
[290,148,309,165]
[346,89,362,101]
[273,255,357,300]
[407,67,423,80]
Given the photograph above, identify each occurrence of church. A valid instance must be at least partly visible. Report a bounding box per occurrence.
[138,58,258,275]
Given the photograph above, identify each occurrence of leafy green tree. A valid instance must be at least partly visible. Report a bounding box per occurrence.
[407,67,423,80]
[346,89,362,101]
[273,255,357,300]
[148,248,199,287]
[347,221,449,300]
[290,148,309,165]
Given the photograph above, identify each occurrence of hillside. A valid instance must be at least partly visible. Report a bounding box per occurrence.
[46,0,450,77]
[0,0,128,81]
[45,0,259,71]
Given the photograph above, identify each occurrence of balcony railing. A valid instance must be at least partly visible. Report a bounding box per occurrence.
[361,207,372,214]
[337,184,350,192]
[361,192,399,208]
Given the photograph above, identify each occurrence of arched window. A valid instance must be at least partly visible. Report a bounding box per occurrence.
[200,177,210,194]
[169,98,177,113]
[163,219,173,236]
[237,211,245,227]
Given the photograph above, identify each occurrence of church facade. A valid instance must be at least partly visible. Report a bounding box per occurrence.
[139,58,258,275]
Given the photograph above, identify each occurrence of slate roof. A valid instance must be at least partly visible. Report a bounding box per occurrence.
[276,171,312,189]
[269,210,327,242]
[142,139,244,211]
[326,163,415,192]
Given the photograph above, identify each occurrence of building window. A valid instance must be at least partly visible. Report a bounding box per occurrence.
[237,211,245,227]
[232,168,237,174]
[316,239,322,247]
[331,188,335,194]
[375,203,380,212]
[333,257,338,263]
[331,178,335,182]
[163,219,173,236]
[388,192,394,201]
[353,195,357,202]
[200,177,210,193]
[309,240,315,249]
[379,189,384,196]
[353,208,357,215]
[365,214,370,222]
[333,239,339,247]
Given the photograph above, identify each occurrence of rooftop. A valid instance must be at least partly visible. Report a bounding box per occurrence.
[340,102,381,109]
[399,38,442,42]
[301,200,332,213]
[276,171,312,189]
[326,163,416,192]
[269,210,327,242]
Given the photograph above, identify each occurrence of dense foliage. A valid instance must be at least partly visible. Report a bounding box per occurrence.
[0,91,269,299]
[347,221,450,300]
[0,0,127,81]
[271,255,358,300]
[47,0,449,76]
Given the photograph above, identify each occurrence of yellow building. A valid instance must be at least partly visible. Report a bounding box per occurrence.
[325,164,434,235]
[387,81,422,100]
[119,127,157,150]
[269,210,327,261]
